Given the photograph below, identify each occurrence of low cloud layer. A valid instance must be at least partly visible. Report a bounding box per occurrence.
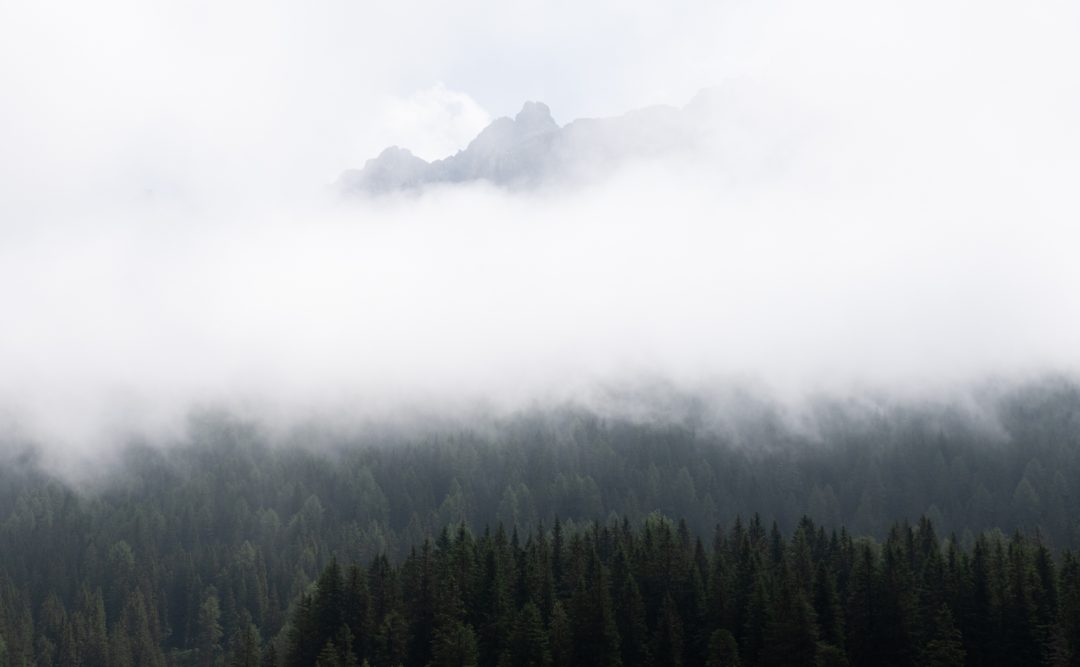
[1,0,1078,455]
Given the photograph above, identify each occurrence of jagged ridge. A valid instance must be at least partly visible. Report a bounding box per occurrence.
[338,91,724,194]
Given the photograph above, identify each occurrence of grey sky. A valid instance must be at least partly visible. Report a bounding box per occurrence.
[1,0,1079,454]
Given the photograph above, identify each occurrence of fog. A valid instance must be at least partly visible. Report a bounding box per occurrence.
[1,0,1079,458]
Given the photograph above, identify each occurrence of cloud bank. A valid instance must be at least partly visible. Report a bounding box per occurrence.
[0,0,1078,456]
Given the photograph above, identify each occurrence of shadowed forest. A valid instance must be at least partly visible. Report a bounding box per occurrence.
[2,378,1080,664]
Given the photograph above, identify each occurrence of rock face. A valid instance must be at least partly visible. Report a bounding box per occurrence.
[338,92,722,194]
[339,146,430,193]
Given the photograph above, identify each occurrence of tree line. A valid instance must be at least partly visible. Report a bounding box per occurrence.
[1,377,1080,663]
[286,514,1080,666]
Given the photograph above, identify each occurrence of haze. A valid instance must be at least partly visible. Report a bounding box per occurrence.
[1,0,1079,454]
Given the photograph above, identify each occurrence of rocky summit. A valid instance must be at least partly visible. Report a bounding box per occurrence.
[337,92,726,194]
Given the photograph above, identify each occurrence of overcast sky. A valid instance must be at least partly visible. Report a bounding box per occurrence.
[1,0,1079,453]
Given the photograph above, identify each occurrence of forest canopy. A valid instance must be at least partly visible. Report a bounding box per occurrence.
[2,377,1080,665]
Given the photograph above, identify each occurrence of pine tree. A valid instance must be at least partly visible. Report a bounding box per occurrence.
[373,609,409,667]
[570,549,621,667]
[228,622,261,667]
[316,639,342,667]
[431,619,479,667]
[549,601,573,667]
[761,568,818,667]
[845,542,878,666]
[343,564,373,664]
[707,535,733,635]
[968,536,1002,666]
[877,532,916,666]
[402,542,436,667]
[922,604,965,667]
[198,587,225,667]
[286,594,318,667]
[651,592,684,667]
[1002,535,1040,666]
[261,641,279,667]
[1058,552,1080,666]
[475,540,514,667]
[741,570,770,667]
[705,629,740,667]
[73,585,109,667]
[509,602,551,667]
[611,545,650,667]
[814,560,845,650]
[313,558,345,649]
[121,589,166,667]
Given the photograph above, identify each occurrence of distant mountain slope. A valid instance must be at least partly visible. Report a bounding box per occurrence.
[338,91,723,194]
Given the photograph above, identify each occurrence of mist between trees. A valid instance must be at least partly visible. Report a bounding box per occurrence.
[2,376,1080,664]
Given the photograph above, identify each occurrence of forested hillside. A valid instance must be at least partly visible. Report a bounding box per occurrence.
[1,378,1080,664]
[284,515,1080,667]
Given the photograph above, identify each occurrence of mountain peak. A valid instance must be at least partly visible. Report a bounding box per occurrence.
[336,145,429,193]
[338,91,713,194]
[371,146,427,167]
[514,101,557,133]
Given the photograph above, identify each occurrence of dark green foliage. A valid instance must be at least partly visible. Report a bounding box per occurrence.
[923,605,965,667]
[229,622,262,667]
[569,549,621,666]
[706,629,740,667]
[373,609,409,667]
[507,602,550,667]
[198,587,223,664]
[548,601,573,667]
[258,517,1080,667]
[760,569,817,667]
[2,380,1080,664]
[430,620,478,667]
